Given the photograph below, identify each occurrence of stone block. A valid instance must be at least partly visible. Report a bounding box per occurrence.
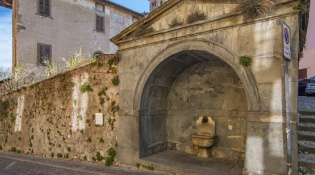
[117,115,139,149]
[258,82,284,112]
[116,145,139,166]
[244,122,287,174]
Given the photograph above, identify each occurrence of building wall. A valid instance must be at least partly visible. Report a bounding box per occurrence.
[299,0,315,78]
[14,0,138,78]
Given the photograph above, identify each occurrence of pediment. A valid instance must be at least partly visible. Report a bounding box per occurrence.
[111,0,241,44]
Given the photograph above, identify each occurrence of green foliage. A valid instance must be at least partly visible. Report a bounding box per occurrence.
[238,0,276,20]
[96,152,104,161]
[100,98,105,105]
[132,25,155,37]
[187,11,206,24]
[111,76,120,86]
[136,163,154,171]
[108,118,116,130]
[57,153,63,158]
[108,56,119,69]
[239,56,253,67]
[108,148,116,158]
[80,83,93,93]
[67,147,71,152]
[87,137,92,143]
[110,101,119,115]
[98,87,108,105]
[64,153,69,158]
[105,147,116,166]
[51,153,54,158]
[5,135,8,143]
[99,137,105,143]
[10,147,17,152]
[98,87,108,96]
[84,156,87,161]
[0,145,2,150]
[169,18,184,28]
[92,156,96,162]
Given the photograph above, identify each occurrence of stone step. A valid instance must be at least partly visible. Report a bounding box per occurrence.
[299,116,315,124]
[298,166,315,175]
[299,131,315,142]
[299,123,315,132]
[299,145,315,154]
[299,153,315,169]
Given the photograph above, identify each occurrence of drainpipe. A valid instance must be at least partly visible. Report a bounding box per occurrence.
[285,60,292,175]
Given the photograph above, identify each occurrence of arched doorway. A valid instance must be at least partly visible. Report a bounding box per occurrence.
[139,50,248,159]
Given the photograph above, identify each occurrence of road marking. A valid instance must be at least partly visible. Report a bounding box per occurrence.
[4,161,16,170]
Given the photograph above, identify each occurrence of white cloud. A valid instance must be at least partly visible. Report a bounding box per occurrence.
[0,7,12,69]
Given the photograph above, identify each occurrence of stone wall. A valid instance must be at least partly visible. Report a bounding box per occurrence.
[167,61,247,159]
[0,55,119,164]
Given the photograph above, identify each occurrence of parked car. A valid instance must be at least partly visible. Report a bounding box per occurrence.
[299,79,308,96]
[306,76,315,96]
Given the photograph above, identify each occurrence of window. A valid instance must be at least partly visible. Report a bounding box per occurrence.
[95,3,104,12]
[38,0,50,17]
[37,43,52,66]
[96,15,104,32]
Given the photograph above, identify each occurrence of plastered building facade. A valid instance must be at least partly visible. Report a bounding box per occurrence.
[10,0,142,78]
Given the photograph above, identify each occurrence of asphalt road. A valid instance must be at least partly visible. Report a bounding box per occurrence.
[0,152,168,175]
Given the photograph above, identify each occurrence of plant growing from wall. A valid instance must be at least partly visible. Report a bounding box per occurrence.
[108,55,119,74]
[105,147,116,166]
[0,145,2,150]
[87,137,92,143]
[81,83,93,93]
[57,153,63,158]
[111,76,120,86]
[169,18,184,28]
[136,163,154,171]
[96,152,104,161]
[132,25,155,37]
[239,56,252,67]
[237,0,276,20]
[108,118,116,130]
[99,137,105,143]
[187,11,206,24]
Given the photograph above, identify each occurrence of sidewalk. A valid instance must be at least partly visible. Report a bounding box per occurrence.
[0,151,168,175]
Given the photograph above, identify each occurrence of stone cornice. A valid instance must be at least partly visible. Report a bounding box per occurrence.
[111,0,300,50]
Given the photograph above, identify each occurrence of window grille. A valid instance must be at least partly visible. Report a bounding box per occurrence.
[38,43,52,66]
[96,15,104,32]
[38,0,50,17]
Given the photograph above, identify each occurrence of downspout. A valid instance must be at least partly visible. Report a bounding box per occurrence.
[285,60,292,175]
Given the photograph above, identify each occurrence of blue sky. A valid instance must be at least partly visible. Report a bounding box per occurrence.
[0,0,148,69]
[0,7,12,69]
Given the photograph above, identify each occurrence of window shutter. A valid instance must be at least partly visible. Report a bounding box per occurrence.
[96,16,104,32]
[39,0,45,14]
[44,0,50,16]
